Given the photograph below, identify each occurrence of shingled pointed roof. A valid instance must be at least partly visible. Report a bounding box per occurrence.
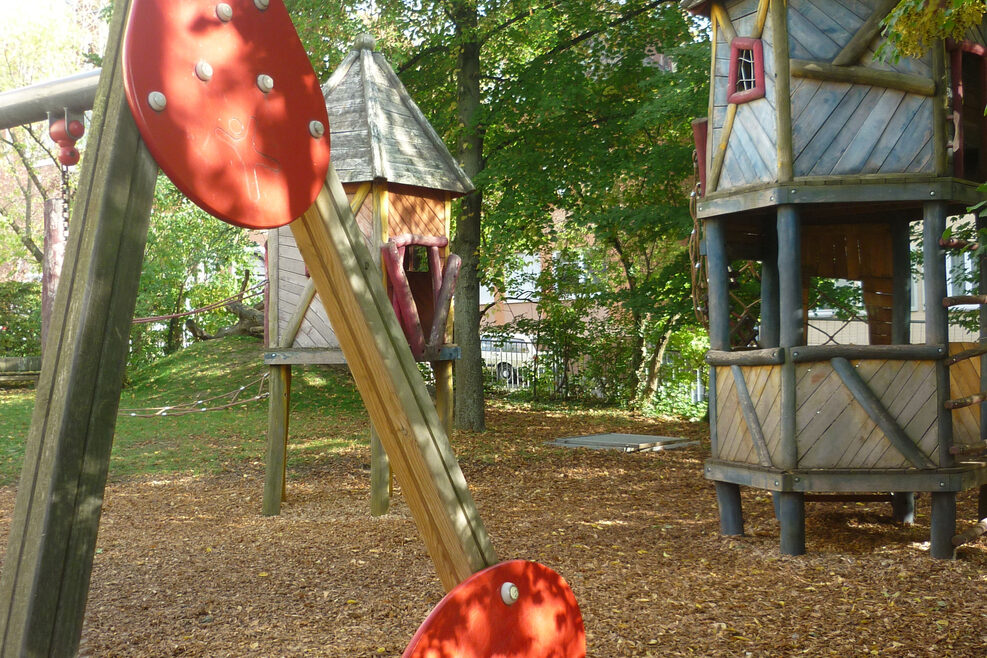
[322,35,474,196]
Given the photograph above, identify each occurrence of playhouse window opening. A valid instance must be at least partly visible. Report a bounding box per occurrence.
[735,49,756,93]
[403,245,430,273]
[726,38,765,104]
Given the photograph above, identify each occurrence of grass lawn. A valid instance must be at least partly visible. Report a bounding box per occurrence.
[0,336,369,485]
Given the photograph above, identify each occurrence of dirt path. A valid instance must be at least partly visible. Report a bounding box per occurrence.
[1,406,984,656]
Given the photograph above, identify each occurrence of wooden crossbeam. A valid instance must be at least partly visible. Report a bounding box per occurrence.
[290,164,496,591]
[790,59,936,96]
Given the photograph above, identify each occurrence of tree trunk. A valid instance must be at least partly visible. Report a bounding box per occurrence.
[636,313,680,407]
[451,1,485,431]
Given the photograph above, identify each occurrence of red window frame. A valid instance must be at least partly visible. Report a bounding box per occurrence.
[727,37,765,105]
[947,39,987,180]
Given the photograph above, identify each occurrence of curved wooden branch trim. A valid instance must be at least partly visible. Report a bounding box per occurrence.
[830,357,936,469]
[831,0,898,66]
[939,237,980,251]
[790,59,935,96]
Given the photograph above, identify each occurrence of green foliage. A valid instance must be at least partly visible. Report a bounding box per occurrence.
[0,281,41,356]
[639,328,708,421]
[882,0,986,60]
[130,178,259,368]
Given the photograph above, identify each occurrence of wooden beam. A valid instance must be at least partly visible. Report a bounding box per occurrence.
[830,357,936,469]
[707,103,736,194]
[770,0,793,181]
[370,179,391,516]
[278,183,372,348]
[790,59,936,96]
[290,165,496,590]
[831,0,898,66]
[711,3,737,42]
[0,0,159,652]
[731,366,773,467]
[752,0,770,39]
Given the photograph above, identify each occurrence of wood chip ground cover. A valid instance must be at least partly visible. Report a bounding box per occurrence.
[1,402,985,656]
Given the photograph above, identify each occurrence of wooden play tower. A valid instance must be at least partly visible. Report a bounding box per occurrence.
[686,0,987,557]
[263,35,472,516]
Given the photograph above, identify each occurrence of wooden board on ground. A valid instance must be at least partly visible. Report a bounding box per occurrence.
[548,434,699,452]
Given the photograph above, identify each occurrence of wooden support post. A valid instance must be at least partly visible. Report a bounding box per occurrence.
[891,220,911,345]
[778,206,802,470]
[778,492,806,556]
[263,365,291,515]
[930,491,957,559]
[370,180,391,516]
[0,2,159,652]
[830,0,897,66]
[924,201,954,466]
[770,0,793,181]
[979,484,987,520]
[705,219,730,351]
[978,214,987,442]
[715,481,744,536]
[891,492,916,524]
[759,218,779,348]
[434,192,455,438]
[290,165,496,590]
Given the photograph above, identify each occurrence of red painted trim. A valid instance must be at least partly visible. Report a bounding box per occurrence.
[727,37,765,105]
[951,48,965,179]
[946,38,987,57]
[692,117,709,197]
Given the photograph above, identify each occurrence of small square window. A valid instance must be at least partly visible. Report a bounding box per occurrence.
[727,38,765,104]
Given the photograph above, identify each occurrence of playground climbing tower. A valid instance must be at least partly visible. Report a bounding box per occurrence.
[686,0,987,558]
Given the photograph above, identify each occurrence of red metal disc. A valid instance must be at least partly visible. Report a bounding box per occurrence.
[403,560,586,658]
[122,0,330,229]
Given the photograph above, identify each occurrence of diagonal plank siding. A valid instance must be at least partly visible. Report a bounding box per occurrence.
[794,359,939,469]
[949,342,982,448]
[714,0,779,190]
[715,365,781,464]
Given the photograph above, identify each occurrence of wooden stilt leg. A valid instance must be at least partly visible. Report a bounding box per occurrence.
[370,426,390,516]
[778,492,805,555]
[978,484,987,521]
[891,492,915,524]
[715,481,744,535]
[930,491,957,559]
[0,2,159,652]
[263,364,291,515]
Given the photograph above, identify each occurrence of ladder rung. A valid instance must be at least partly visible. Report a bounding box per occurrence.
[943,295,987,308]
[939,237,980,251]
[945,392,987,410]
[947,344,987,366]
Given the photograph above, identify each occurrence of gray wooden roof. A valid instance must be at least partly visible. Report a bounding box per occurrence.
[322,35,474,196]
